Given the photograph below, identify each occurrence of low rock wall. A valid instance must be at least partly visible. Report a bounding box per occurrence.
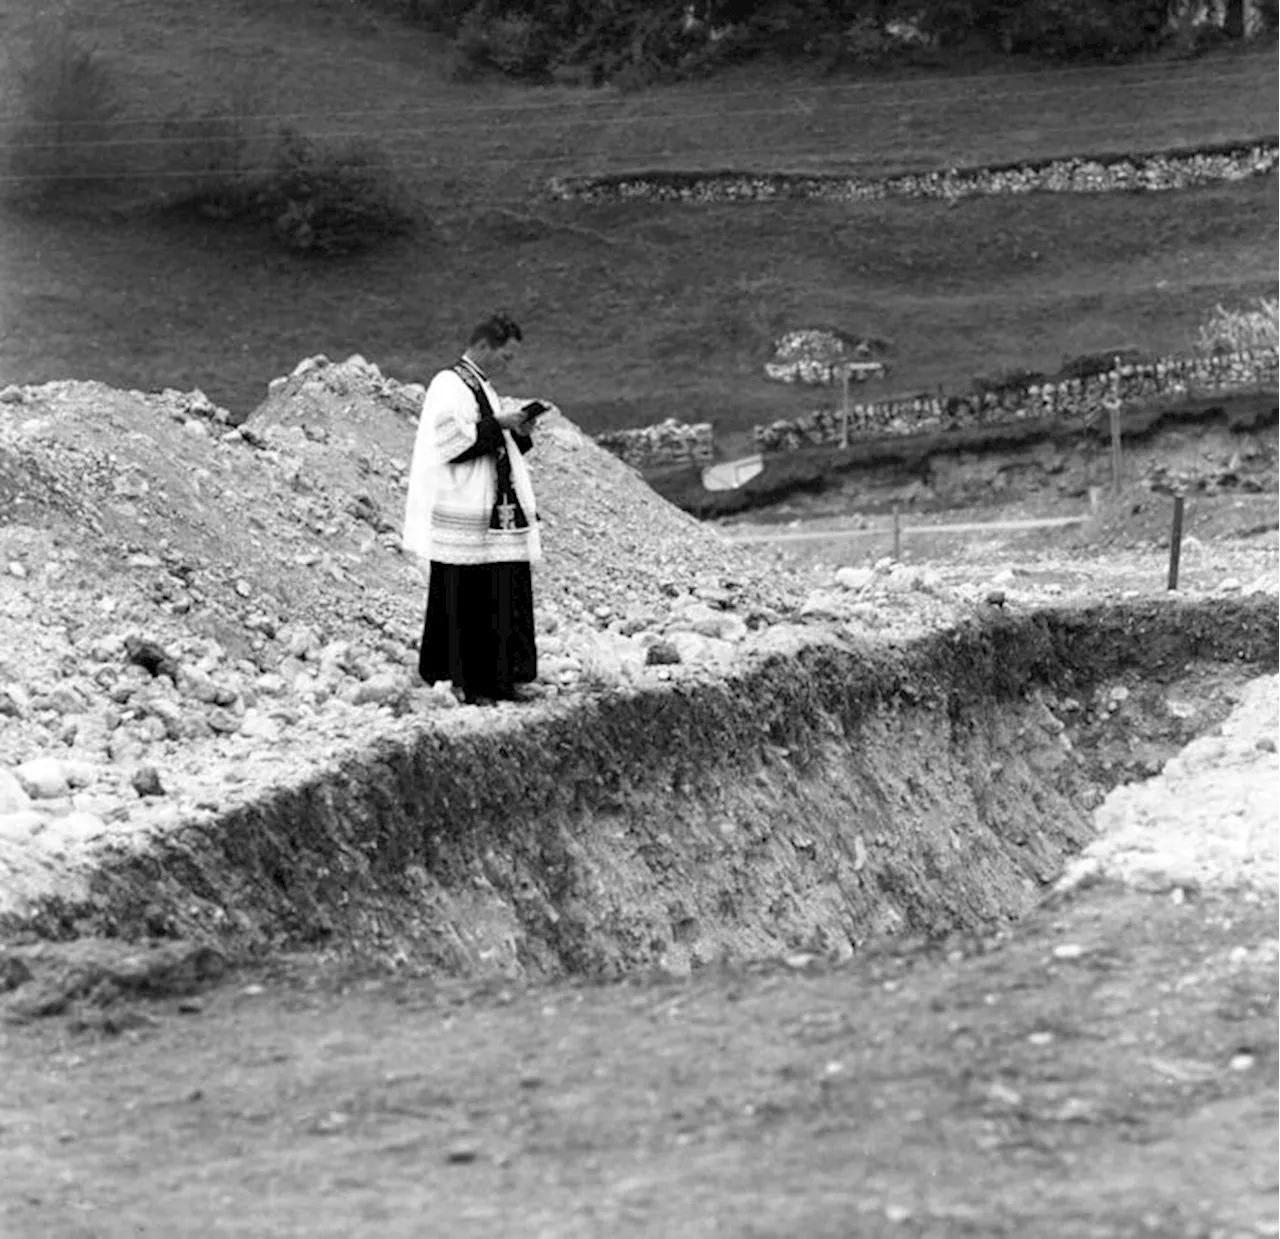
[591,349,1276,471]
[595,417,716,470]
[550,138,1277,206]
[753,348,1278,452]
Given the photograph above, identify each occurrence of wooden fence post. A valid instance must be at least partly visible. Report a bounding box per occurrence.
[892,506,901,560]
[1111,396,1121,494]
[841,368,850,449]
[1167,495,1186,591]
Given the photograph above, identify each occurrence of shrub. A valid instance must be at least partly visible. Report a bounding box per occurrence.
[161,120,416,257]
[258,128,417,256]
[3,16,127,203]
[453,7,547,76]
[157,83,276,218]
[916,0,1170,59]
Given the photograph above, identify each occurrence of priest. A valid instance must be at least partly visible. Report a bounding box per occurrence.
[403,312,543,706]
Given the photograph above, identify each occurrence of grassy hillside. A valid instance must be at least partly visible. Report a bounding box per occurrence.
[0,0,1275,450]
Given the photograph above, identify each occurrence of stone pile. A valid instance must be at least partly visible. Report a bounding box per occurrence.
[764,329,889,387]
[0,356,836,885]
[547,140,1277,206]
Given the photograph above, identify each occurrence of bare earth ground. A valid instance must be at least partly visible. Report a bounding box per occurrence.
[1,863,1275,1238]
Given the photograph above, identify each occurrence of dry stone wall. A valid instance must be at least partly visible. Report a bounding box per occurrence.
[569,136,1276,472]
[590,349,1277,470]
[548,139,1277,207]
[752,348,1278,453]
[594,417,716,470]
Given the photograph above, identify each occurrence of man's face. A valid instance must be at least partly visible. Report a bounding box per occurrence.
[487,339,521,380]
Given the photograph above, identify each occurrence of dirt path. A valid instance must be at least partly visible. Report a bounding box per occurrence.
[720,515,1088,544]
[1,885,1275,1239]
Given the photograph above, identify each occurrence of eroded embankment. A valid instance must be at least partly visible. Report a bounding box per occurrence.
[4,597,1275,978]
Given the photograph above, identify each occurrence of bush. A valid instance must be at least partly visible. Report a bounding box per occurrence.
[916,0,1170,59]
[2,17,127,203]
[163,121,416,257]
[258,128,417,256]
[157,84,276,218]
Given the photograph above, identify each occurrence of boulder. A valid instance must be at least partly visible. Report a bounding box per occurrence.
[13,757,70,800]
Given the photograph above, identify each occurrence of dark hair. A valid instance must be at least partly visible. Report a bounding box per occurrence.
[468,311,523,349]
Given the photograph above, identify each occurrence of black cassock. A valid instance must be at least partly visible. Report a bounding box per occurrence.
[418,417,537,702]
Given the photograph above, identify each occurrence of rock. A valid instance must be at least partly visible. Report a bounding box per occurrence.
[835,566,874,592]
[0,684,30,718]
[42,811,107,845]
[645,639,681,666]
[799,590,846,621]
[178,668,221,703]
[239,708,283,742]
[124,637,181,684]
[13,757,70,800]
[0,809,47,841]
[131,766,165,798]
[108,733,149,764]
[351,673,404,707]
[0,952,32,993]
[0,769,32,814]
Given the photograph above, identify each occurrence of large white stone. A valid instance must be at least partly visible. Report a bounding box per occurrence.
[0,808,47,841]
[0,769,32,814]
[835,566,874,592]
[13,757,70,800]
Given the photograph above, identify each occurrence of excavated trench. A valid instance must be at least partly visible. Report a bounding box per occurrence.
[3,597,1276,981]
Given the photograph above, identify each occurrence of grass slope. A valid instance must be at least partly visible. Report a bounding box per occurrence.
[0,0,1275,450]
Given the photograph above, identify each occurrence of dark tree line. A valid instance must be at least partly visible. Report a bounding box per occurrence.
[374,0,1275,82]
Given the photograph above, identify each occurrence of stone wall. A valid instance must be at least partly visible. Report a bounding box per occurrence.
[595,417,716,470]
[751,348,1278,453]
[549,139,1277,207]
[591,349,1277,471]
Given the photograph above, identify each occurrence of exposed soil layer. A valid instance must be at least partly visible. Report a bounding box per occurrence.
[2,596,1274,984]
[656,392,1278,519]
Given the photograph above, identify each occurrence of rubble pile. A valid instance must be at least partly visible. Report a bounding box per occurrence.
[0,356,816,888]
[763,330,889,387]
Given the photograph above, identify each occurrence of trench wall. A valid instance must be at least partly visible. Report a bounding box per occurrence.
[6,597,1275,978]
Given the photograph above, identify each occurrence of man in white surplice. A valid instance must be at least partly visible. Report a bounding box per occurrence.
[403,312,542,706]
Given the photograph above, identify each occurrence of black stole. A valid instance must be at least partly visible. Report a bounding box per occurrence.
[452,362,529,533]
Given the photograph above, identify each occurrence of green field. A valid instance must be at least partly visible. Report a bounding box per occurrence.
[0,0,1275,452]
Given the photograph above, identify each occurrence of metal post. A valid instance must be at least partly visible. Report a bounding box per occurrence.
[892,506,901,560]
[1167,495,1185,591]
